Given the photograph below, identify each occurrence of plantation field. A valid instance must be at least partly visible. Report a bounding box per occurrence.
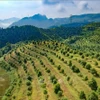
[0,41,100,100]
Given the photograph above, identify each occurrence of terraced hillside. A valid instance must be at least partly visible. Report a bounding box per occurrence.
[0,41,100,100]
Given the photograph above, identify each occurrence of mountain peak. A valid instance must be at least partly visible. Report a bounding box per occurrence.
[31,14,48,20]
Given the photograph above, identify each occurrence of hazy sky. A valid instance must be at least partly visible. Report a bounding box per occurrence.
[0,0,100,19]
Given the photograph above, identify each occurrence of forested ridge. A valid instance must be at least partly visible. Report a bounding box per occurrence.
[0,25,82,48]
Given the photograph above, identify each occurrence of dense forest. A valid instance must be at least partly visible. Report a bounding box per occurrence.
[0,25,82,48]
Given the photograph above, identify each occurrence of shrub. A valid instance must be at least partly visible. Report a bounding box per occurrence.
[79,91,86,100]
[81,55,84,58]
[95,61,98,66]
[64,61,67,64]
[57,65,61,70]
[28,86,32,91]
[58,56,61,59]
[88,78,98,91]
[90,68,98,76]
[40,60,43,65]
[27,76,32,81]
[81,61,87,67]
[62,58,64,61]
[61,69,64,74]
[70,55,73,58]
[24,59,27,63]
[50,75,57,84]
[47,69,50,73]
[53,79,57,84]
[58,91,63,97]
[83,76,88,81]
[50,59,53,63]
[27,91,32,96]
[86,64,91,70]
[79,52,83,55]
[67,76,70,81]
[13,96,16,99]
[44,89,48,95]
[88,92,98,100]
[69,60,72,66]
[54,83,61,94]
[71,65,80,73]
[26,81,31,86]
[67,53,69,57]
[74,67,80,73]
[38,71,42,77]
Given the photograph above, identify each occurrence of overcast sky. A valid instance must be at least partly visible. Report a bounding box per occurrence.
[0,0,100,19]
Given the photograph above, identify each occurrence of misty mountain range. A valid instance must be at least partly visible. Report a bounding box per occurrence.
[0,13,100,28]
[0,17,20,28]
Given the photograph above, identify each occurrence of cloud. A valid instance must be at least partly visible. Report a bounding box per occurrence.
[43,0,74,5]
[0,0,100,19]
[42,0,75,15]
[58,7,66,13]
[0,1,42,19]
[78,1,92,11]
[43,0,59,5]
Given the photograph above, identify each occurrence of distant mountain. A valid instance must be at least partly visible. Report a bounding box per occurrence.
[10,14,69,28]
[10,13,100,28]
[69,13,100,23]
[0,17,20,28]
